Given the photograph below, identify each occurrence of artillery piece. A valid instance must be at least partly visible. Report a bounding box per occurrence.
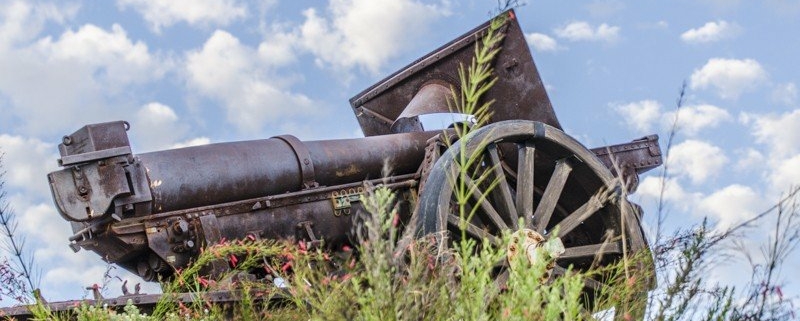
[21,11,663,315]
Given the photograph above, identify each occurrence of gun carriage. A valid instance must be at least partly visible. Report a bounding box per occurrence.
[8,11,663,316]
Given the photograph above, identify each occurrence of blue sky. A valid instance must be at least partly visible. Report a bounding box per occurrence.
[1,0,799,305]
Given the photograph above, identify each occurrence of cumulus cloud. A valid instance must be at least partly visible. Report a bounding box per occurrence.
[525,33,560,52]
[768,154,800,193]
[740,108,800,195]
[258,31,301,67]
[734,148,765,171]
[554,21,620,43]
[186,30,315,133]
[131,102,193,152]
[0,1,78,49]
[0,22,169,136]
[690,58,768,100]
[668,140,728,184]
[611,100,662,133]
[742,109,800,157]
[771,82,798,106]
[116,0,247,32]
[666,104,733,136]
[0,134,58,195]
[698,184,761,230]
[636,176,701,213]
[612,100,731,136]
[680,20,740,44]
[282,0,450,74]
[35,24,164,87]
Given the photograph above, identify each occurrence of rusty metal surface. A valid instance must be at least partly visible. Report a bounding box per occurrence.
[390,81,452,133]
[591,135,662,192]
[350,11,560,136]
[139,131,432,214]
[58,121,131,163]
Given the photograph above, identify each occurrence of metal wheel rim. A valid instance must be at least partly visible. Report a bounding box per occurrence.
[416,120,650,305]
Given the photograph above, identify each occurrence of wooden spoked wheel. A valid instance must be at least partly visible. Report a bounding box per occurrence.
[416,120,651,311]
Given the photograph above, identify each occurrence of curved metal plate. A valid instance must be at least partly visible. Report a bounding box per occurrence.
[350,10,560,136]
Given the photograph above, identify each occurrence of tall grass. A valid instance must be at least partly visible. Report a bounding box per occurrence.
[0,149,39,305]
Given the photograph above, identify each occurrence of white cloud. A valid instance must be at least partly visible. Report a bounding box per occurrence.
[0,23,169,136]
[611,100,662,133]
[12,199,71,248]
[116,0,246,32]
[680,20,739,44]
[554,21,620,43]
[612,101,731,136]
[525,33,560,52]
[258,31,300,67]
[35,24,164,87]
[734,148,765,171]
[131,102,191,152]
[665,104,732,136]
[740,109,800,195]
[0,1,78,49]
[0,134,58,195]
[668,139,728,184]
[186,30,316,133]
[690,58,768,100]
[698,184,761,230]
[284,0,450,74]
[771,82,798,106]
[769,154,800,193]
[637,176,699,213]
[742,109,800,157]
[170,137,211,149]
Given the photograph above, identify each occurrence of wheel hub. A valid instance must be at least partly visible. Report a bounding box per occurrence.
[508,229,565,280]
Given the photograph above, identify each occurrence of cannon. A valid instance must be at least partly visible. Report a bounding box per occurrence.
[39,11,661,312]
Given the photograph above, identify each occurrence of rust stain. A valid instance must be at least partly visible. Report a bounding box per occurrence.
[335,164,360,177]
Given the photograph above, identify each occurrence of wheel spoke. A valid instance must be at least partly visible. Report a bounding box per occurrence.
[463,175,509,230]
[551,190,608,237]
[560,242,622,260]
[447,214,502,246]
[487,144,517,228]
[584,277,608,293]
[552,265,608,292]
[516,141,535,227]
[622,202,648,253]
[493,269,510,290]
[552,264,566,277]
[531,159,573,232]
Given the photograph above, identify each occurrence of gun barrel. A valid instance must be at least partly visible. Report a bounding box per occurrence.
[140,133,432,214]
[49,121,434,222]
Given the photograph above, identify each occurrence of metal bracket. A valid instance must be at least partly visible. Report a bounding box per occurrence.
[296,221,322,248]
[591,135,662,193]
[272,135,319,189]
[331,187,364,216]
